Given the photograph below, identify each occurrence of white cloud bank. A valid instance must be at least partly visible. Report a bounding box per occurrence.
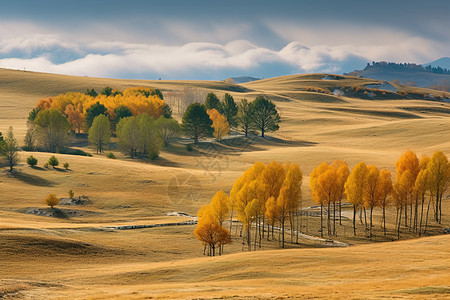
[0,32,443,80]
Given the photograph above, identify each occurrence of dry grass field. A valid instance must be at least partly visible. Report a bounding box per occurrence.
[1,69,450,299]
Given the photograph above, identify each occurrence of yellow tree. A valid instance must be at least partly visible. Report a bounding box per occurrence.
[210,190,230,226]
[378,169,393,236]
[276,163,302,247]
[261,161,286,239]
[45,193,59,209]
[415,168,430,235]
[345,162,368,236]
[207,108,230,141]
[236,180,260,250]
[229,162,265,235]
[330,160,349,226]
[65,104,85,133]
[427,151,450,224]
[265,196,279,240]
[393,170,413,238]
[194,206,230,256]
[310,162,329,237]
[395,150,419,228]
[363,165,380,238]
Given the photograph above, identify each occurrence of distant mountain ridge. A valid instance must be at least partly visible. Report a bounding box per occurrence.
[345,59,450,91]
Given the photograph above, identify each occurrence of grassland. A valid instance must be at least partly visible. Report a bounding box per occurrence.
[1,69,449,298]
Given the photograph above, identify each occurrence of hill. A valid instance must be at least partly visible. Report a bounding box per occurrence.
[1,69,450,299]
[346,61,450,91]
[224,76,261,84]
[424,57,450,69]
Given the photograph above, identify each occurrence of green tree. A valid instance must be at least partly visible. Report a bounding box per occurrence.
[85,88,98,97]
[26,155,38,167]
[155,117,181,146]
[27,107,42,125]
[117,114,163,158]
[221,93,238,127]
[205,92,222,112]
[0,126,19,172]
[100,86,113,96]
[182,103,213,144]
[162,103,173,118]
[85,102,108,129]
[252,96,280,137]
[48,155,59,168]
[88,114,111,153]
[236,98,255,138]
[34,108,71,153]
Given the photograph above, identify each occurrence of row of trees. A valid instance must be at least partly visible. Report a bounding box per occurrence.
[310,150,449,239]
[194,161,303,254]
[194,150,450,255]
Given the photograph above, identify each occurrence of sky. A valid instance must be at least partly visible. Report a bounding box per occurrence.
[0,0,448,80]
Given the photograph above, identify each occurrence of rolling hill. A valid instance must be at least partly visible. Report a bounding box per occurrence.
[1,69,449,299]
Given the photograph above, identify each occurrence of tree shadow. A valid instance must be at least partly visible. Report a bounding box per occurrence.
[53,167,68,173]
[10,171,54,186]
[30,166,46,171]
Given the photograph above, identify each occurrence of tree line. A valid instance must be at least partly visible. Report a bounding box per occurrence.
[194,150,450,256]
[23,88,280,159]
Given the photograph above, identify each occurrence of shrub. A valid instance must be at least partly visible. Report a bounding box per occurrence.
[63,162,69,170]
[68,190,74,198]
[107,152,116,159]
[26,155,38,167]
[186,144,193,151]
[149,151,159,160]
[44,163,49,168]
[48,156,59,168]
[45,193,59,209]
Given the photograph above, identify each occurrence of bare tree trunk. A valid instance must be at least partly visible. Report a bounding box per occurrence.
[320,204,323,238]
[339,198,342,225]
[353,205,357,236]
[425,197,432,234]
[370,207,373,238]
[229,208,234,236]
[333,201,336,236]
[419,195,425,236]
[398,206,402,239]
[383,203,387,236]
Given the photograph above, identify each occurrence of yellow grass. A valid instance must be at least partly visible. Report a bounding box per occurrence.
[1,69,450,299]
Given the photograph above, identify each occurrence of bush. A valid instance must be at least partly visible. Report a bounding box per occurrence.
[63,162,69,170]
[26,155,38,166]
[48,156,59,168]
[185,144,193,151]
[149,151,159,160]
[107,152,116,159]
[45,193,59,209]
[68,190,74,198]
[44,163,49,168]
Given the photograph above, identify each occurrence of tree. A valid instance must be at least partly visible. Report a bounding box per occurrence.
[85,88,98,97]
[207,108,230,141]
[276,163,302,247]
[63,162,70,170]
[194,206,230,256]
[28,107,42,125]
[34,108,71,153]
[117,114,163,158]
[427,151,450,224]
[88,114,111,153]
[309,162,329,237]
[378,169,393,236]
[85,102,108,129]
[395,150,419,228]
[155,117,181,146]
[45,193,59,209]
[393,170,413,238]
[23,127,36,150]
[363,165,380,238]
[210,190,230,227]
[0,127,19,172]
[221,93,238,127]
[236,98,255,138]
[205,92,221,112]
[182,103,213,144]
[251,96,280,137]
[162,103,173,119]
[65,104,85,133]
[100,86,113,96]
[27,155,38,167]
[345,162,368,236]
[330,160,349,226]
[48,156,59,168]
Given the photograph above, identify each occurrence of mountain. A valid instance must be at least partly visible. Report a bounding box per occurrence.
[423,57,450,69]
[346,61,450,91]
[224,76,261,84]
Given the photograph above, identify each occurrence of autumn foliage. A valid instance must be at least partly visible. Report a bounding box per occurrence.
[207,108,230,141]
